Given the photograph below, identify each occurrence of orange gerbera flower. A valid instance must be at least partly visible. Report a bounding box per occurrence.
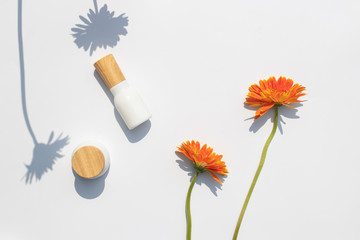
[245,76,306,119]
[177,140,228,184]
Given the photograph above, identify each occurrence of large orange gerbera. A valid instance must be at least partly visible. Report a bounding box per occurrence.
[177,140,228,184]
[245,76,306,119]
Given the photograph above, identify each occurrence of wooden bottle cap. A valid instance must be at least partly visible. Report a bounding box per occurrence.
[94,54,126,89]
[72,146,105,179]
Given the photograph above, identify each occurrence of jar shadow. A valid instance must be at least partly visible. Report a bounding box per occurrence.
[73,167,110,199]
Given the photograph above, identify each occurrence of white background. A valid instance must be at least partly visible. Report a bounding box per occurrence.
[1,0,360,239]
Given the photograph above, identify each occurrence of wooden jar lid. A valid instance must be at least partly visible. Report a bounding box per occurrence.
[72,146,105,179]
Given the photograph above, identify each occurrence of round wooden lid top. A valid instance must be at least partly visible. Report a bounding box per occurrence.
[72,146,105,179]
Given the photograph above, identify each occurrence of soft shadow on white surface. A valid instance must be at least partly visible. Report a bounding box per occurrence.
[93,71,151,143]
[176,152,227,197]
[73,167,110,199]
[245,103,303,134]
[18,0,69,184]
[23,133,69,184]
[71,0,128,55]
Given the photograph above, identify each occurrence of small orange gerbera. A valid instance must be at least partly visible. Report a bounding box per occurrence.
[245,76,306,119]
[177,140,228,184]
[177,140,228,239]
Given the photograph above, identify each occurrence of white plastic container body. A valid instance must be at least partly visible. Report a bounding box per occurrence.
[110,81,152,130]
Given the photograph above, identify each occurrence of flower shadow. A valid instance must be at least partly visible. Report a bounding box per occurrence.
[94,70,151,143]
[176,152,227,197]
[71,0,129,55]
[18,0,70,184]
[23,132,69,184]
[245,103,303,134]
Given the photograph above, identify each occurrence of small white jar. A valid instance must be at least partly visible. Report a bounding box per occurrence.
[72,141,110,179]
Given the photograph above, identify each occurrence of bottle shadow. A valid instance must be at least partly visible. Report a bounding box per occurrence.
[18,0,69,184]
[244,103,303,134]
[175,152,227,197]
[71,0,129,56]
[93,71,151,143]
[73,167,110,199]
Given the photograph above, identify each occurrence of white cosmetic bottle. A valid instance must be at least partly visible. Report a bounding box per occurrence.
[94,54,151,130]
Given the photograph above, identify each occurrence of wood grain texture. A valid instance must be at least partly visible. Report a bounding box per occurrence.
[94,54,126,89]
[72,146,105,179]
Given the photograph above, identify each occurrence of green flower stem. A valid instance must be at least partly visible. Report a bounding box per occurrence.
[233,106,279,240]
[186,171,199,240]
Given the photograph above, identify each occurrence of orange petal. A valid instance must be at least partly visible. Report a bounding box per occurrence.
[282,103,295,109]
[209,171,222,184]
[255,103,275,119]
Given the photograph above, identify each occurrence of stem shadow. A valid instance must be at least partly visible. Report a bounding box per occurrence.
[18,0,69,184]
